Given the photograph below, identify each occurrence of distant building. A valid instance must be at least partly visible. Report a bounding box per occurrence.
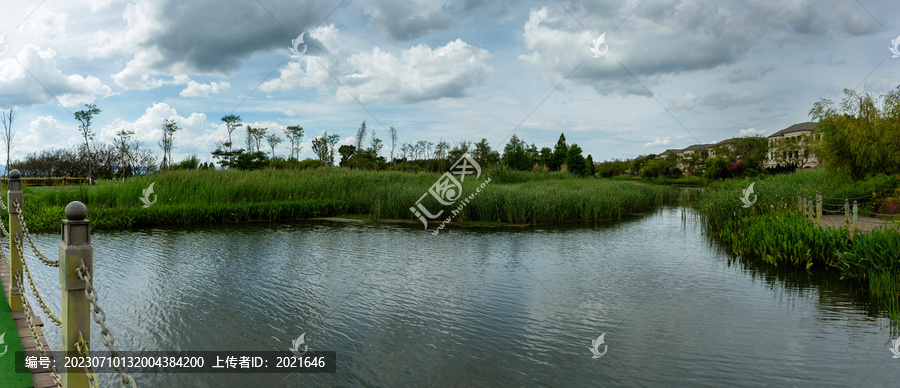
[765,122,820,169]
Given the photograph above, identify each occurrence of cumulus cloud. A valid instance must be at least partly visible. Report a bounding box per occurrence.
[110,0,335,90]
[0,45,113,108]
[738,127,768,136]
[99,102,210,160]
[262,34,493,104]
[644,137,671,148]
[517,0,883,96]
[179,80,230,97]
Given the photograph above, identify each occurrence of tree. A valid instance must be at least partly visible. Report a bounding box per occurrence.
[221,114,242,166]
[114,128,134,181]
[389,126,398,163]
[473,138,500,167]
[810,87,900,178]
[1,108,16,175]
[74,104,101,183]
[283,125,304,161]
[266,133,282,159]
[312,131,340,166]
[434,139,449,171]
[502,134,530,170]
[355,120,367,169]
[549,133,567,171]
[159,118,179,170]
[539,147,552,169]
[585,154,596,176]
[566,143,587,176]
[245,125,266,153]
[338,145,355,166]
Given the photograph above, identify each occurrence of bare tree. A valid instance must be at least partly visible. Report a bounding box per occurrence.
[389,126,397,164]
[283,125,305,161]
[355,120,367,169]
[74,104,101,183]
[0,108,15,175]
[159,118,179,170]
[115,128,135,181]
[221,114,242,166]
[266,133,282,159]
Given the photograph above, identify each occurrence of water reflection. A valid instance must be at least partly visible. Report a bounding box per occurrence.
[18,207,898,387]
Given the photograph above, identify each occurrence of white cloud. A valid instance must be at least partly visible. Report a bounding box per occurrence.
[0,45,113,108]
[179,80,230,97]
[262,28,493,104]
[738,128,768,136]
[99,102,210,160]
[644,137,671,148]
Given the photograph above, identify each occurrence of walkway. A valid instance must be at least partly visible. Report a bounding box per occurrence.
[0,258,55,388]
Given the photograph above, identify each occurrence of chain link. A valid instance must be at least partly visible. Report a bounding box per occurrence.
[14,234,62,326]
[14,200,60,267]
[77,259,137,387]
[14,272,63,387]
[75,333,100,388]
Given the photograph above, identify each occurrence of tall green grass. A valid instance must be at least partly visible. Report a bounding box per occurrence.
[695,170,900,320]
[15,167,677,231]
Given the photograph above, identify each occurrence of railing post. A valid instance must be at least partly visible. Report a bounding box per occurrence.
[844,199,850,226]
[816,192,822,227]
[798,193,803,213]
[59,201,91,388]
[7,170,23,311]
[852,200,859,237]
[801,194,807,217]
[808,197,814,223]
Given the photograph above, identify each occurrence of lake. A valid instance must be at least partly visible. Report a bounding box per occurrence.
[23,206,898,387]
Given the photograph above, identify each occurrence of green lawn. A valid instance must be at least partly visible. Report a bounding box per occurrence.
[0,288,34,388]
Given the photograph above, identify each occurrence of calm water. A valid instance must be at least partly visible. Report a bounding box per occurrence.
[23,207,899,387]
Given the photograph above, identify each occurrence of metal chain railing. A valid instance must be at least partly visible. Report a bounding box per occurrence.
[77,258,137,387]
[75,334,100,388]
[14,271,63,387]
[14,200,60,267]
[14,234,62,326]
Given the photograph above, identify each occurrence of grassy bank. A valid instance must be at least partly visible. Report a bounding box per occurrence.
[14,167,677,232]
[694,170,900,320]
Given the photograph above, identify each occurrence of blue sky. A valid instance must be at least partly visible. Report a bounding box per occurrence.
[1,0,899,165]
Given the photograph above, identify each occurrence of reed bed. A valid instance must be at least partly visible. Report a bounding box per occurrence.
[16,167,677,231]
[694,170,900,320]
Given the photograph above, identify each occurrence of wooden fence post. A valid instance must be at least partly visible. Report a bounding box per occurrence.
[844,198,850,226]
[816,192,822,227]
[798,193,803,213]
[6,170,23,311]
[852,200,858,236]
[59,201,92,388]
[808,197,814,223]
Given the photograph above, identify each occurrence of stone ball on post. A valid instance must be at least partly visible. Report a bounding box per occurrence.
[65,201,88,221]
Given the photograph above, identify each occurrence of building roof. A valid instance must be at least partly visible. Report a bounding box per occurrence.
[768,122,816,138]
[681,143,715,152]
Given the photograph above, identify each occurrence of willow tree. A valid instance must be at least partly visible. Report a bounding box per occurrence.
[810,87,900,178]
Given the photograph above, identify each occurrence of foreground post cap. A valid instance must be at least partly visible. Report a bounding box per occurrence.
[65,201,87,221]
[8,169,20,179]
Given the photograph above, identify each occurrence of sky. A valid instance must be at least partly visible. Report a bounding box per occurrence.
[1,0,899,165]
